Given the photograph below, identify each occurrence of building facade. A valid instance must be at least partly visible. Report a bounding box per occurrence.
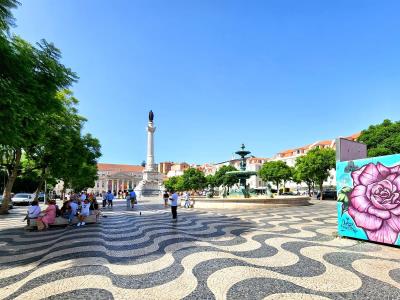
[166,162,190,177]
[271,133,360,191]
[89,163,144,195]
[246,157,269,190]
[158,162,174,175]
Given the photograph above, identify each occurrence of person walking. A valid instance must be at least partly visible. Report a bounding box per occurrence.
[102,192,107,208]
[125,191,131,209]
[184,191,190,208]
[106,190,114,208]
[163,191,169,207]
[80,192,87,203]
[169,190,179,222]
[69,200,78,225]
[129,190,137,209]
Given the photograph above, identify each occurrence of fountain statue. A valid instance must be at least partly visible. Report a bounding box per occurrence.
[226,144,257,198]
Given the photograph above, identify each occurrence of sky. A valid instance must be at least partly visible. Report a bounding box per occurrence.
[11,0,400,165]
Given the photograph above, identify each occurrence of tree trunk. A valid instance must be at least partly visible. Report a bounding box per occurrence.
[307,183,312,197]
[34,170,45,202]
[276,182,279,195]
[312,182,315,197]
[0,148,22,214]
[61,185,66,201]
[319,183,323,200]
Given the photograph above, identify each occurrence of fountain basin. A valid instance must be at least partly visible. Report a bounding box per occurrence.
[226,170,257,177]
[191,196,311,209]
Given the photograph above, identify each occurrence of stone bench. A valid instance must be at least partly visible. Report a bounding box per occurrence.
[28,210,100,228]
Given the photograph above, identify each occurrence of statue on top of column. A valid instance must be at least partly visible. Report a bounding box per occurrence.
[149,110,154,122]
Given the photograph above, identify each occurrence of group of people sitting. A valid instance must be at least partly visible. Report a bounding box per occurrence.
[26,192,99,230]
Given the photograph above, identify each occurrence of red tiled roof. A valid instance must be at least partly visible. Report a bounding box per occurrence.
[344,132,361,141]
[312,140,335,148]
[276,132,360,157]
[98,163,144,172]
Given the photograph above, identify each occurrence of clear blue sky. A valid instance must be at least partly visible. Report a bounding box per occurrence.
[12,0,400,165]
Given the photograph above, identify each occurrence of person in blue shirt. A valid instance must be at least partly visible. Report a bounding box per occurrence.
[129,190,137,209]
[106,190,114,208]
[169,190,179,221]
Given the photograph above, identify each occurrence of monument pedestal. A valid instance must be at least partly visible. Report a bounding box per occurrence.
[135,171,162,196]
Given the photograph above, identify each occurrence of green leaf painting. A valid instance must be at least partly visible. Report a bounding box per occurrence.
[338,186,352,215]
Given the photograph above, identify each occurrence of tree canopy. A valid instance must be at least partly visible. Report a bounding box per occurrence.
[164,168,207,192]
[0,0,19,31]
[214,165,238,188]
[358,119,400,157]
[181,167,207,191]
[294,147,335,199]
[0,1,101,212]
[258,161,292,193]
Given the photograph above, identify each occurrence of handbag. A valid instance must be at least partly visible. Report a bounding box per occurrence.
[37,220,45,231]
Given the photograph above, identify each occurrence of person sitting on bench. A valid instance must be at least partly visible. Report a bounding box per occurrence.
[26,201,41,225]
[36,200,56,231]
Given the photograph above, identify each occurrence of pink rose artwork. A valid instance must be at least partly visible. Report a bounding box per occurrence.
[348,162,400,244]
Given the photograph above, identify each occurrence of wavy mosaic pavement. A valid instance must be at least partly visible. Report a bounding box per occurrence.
[0,199,399,300]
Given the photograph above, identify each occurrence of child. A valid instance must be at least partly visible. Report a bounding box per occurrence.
[77,199,90,227]
[184,192,190,208]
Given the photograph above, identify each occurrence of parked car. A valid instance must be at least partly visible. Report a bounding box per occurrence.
[0,195,13,209]
[282,192,295,196]
[38,192,45,202]
[317,190,337,200]
[11,193,34,205]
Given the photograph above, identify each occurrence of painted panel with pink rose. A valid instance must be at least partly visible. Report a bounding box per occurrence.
[336,154,400,246]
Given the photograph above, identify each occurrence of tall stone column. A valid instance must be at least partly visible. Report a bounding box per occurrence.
[145,121,156,172]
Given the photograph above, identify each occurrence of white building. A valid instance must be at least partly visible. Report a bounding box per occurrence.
[199,157,269,190]
[89,163,144,195]
[246,157,269,190]
[271,133,360,192]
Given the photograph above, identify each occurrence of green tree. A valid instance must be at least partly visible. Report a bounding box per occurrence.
[296,147,336,199]
[57,133,101,194]
[294,155,315,196]
[358,119,400,157]
[0,36,77,213]
[205,174,216,188]
[164,176,185,192]
[205,174,216,197]
[214,165,238,193]
[258,161,292,194]
[0,0,19,31]
[181,167,207,191]
[26,90,84,200]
